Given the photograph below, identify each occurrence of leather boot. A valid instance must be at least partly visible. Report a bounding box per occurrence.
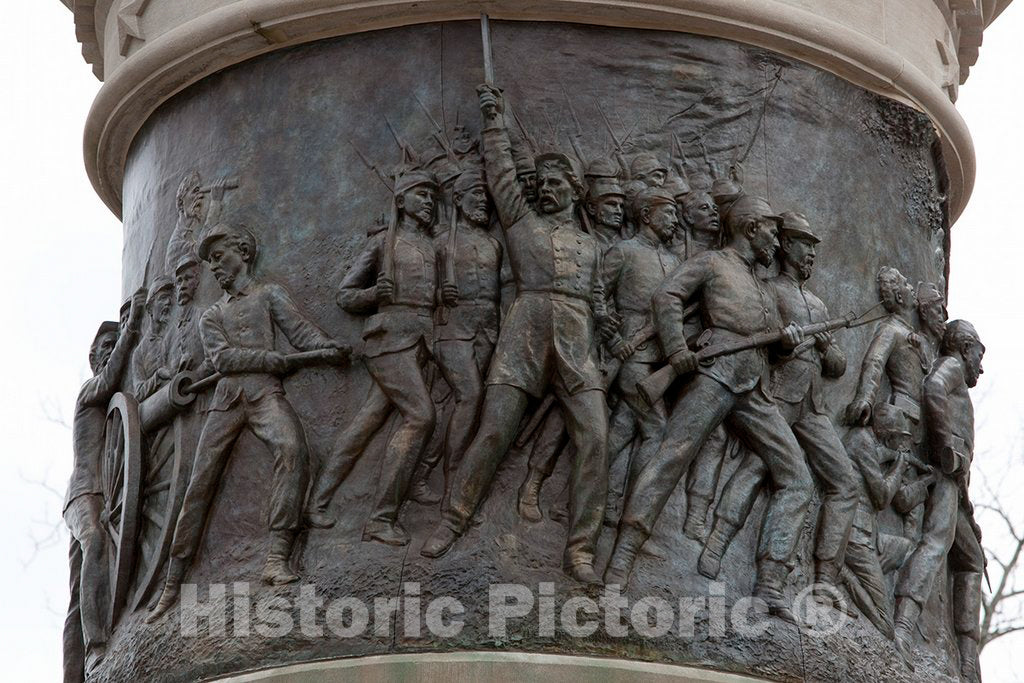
[697,519,737,579]
[957,634,980,683]
[755,559,797,624]
[567,561,603,586]
[603,525,647,588]
[146,557,188,623]
[362,520,410,547]
[421,522,460,558]
[893,598,922,669]
[408,463,441,505]
[683,494,711,542]
[262,531,300,585]
[517,469,545,523]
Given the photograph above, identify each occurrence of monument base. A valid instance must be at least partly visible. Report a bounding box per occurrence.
[209,652,770,682]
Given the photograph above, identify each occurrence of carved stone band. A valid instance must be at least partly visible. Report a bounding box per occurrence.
[84,0,973,221]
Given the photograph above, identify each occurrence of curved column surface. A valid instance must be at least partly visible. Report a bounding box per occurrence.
[95,22,958,682]
[80,1,974,221]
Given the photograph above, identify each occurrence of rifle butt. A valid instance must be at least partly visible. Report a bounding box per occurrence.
[638,364,679,407]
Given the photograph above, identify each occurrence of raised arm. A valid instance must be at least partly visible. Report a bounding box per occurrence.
[79,289,146,407]
[478,85,530,230]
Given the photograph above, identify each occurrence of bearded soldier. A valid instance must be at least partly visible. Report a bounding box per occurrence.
[696,214,858,605]
[422,85,612,584]
[893,320,985,682]
[63,289,145,681]
[428,168,503,510]
[605,195,812,622]
[306,170,441,545]
[584,168,627,250]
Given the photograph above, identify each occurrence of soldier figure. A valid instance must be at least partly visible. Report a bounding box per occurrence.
[845,266,931,440]
[170,252,211,375]
[697,214,858,604]
[63,289,145,681]
[305,170,441,544]
[605,195,812,622]
[584,175,627,250]
[629,153,668,188]
[893,320,986,682]
[915,280,948,359]
[133,277,175,400]
[601,187,681,524]
[148,224,346,620]
[841,405,921,638]
[422,85,611,584]
[430,168,503,510]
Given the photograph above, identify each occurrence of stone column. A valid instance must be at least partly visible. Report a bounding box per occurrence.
[57,2,1008,681]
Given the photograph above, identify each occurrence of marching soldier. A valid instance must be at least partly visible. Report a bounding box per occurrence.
[305,170,441,545]
[696,214,858,606]
[893,320,985,682]
[422,85,612,584]
[605,194,812,622]
[584,175,627,250]
[601,187,681,525]
[846,266,932,441]
[148,224,347,620]
[430,168,503,510]
[63,289,145,681]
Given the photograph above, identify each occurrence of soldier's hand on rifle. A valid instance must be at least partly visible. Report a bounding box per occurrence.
[780,322,804,350]
[477,84,504,122]
[127,287,148,333]
[442,281,460,307]
[845,399,872,426]
[375,274,395,304]
[609,337,634,362]
[669,348,698,375]
[265,351,289,375]
[813,331,833,352]
[322,341,353,364]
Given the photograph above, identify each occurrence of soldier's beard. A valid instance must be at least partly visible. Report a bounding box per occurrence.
[756,247,774,267]
[965,362,981,387]
[797,257,814,280]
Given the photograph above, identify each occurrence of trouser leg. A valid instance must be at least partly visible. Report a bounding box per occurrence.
[307,380,392,513]
[64,494,109,656]
[792,411,858,571]
[527,407,567,478]
[364,346,436,525]
[170,407,247,560]
[896,476,959,604]
[435,339,489,509]
[556,387,609,567]
[621,375,735,535]
[686,426,728,505]
[842,539,895,636]
[615,362,667,492]
[726,388,814,570]
[247,394,311,533]
[443,384,530,531]
[714,450,768,529]
[63,537,84,683]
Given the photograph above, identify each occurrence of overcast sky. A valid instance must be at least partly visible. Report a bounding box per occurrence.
[2,3,1022,681]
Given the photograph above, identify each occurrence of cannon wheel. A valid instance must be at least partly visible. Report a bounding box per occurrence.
[100,392,143,629]
[129,416,195,612]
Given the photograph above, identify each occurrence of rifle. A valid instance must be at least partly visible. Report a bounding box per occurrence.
[637,307,887,407]
[182,348,352,396]
[348,140,394,192]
